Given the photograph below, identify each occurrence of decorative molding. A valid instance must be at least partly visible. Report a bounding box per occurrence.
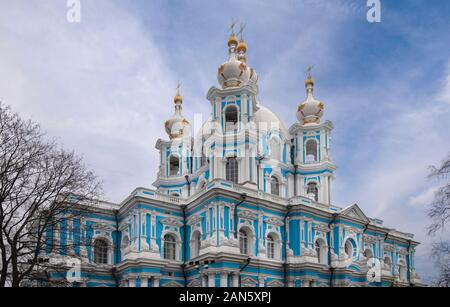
[187,214,202,226]
[237,210,258,221]
[161,217,183,227]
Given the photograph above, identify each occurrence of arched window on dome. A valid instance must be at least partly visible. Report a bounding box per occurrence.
[226,157,239,184]
[305,139,318,163]
[93,239,109,265]
[224,105,238,132]
[270,138,281,161]
[169,155,180,177]
[163,234,177,260]
[271,177,280,196]
[307,182,319,202]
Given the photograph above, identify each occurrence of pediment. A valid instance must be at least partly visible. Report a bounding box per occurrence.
[240,276,257,287]
[187,214,202,226]
[160,217,183,227]
[238,210,258,221]
[162,280,183,287]
[341,204,370,224]
[187,279,201,287]
[91,223,115,232]
[266,280,283,287]
[266,216,283,226]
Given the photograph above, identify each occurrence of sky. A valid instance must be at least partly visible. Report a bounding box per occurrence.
[0,0,449,282]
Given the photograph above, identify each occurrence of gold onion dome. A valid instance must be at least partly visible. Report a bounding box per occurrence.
[237,40,247,53]
[174,94,183,103]
[305,77,315,87]
[228,33,239,47]
[165,85,190,140]
[297,76,324,125]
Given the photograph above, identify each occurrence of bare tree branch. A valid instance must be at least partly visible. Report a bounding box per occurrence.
[0,102,102,287]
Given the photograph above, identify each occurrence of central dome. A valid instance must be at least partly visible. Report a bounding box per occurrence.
[218,57,250,89]
[217,32,257,90]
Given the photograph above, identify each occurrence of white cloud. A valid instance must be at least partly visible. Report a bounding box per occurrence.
[0,0,178,202]
[409,186,439,208]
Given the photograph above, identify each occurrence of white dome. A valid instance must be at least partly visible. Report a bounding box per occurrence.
[218,57,250,89]
[297,79,324,125]
[195,117,220,139]
[254,105,290,139]
[165,114,190,140]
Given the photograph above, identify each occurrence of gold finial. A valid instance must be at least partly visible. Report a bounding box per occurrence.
[174,81,183,103]
[228,19,239,47]
[237,22,248,53]
[238,22,246,41]
[305,64,315,87]
[229,19,237,35]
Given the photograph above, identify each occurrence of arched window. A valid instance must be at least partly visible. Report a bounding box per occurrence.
[191,231,201,258]
[225,106,238,132]
[270,138,280,161]
[164,234,177,260]
[267,234,276,259]
[271,177,280,196]
[239,228,251,255]
[305,139,318,163]
[307,182,319,202]
[169,155,180,177]
[344,239,355,259]
[226,157,239,184]
[315,239,327,264]
[93,239,109,265]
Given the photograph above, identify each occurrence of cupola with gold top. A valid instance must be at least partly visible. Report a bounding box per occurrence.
[217,23,251,89]
[297,68,325,125]
[164,84,191,139]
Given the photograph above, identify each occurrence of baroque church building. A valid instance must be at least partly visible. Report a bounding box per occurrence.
[44,29,422,287]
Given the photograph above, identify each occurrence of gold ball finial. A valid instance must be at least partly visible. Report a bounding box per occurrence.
[174,94,183,103]
[174,82,183,103]
[305,78,315,87]
[237,40,247,53]
[228,33,239,47]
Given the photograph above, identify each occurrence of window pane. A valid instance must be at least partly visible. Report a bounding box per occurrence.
[226,158,238,184]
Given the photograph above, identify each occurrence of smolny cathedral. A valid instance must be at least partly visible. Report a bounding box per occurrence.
[44,27,423,287]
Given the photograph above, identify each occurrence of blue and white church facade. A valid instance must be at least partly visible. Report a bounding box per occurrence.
[44,30,422,287]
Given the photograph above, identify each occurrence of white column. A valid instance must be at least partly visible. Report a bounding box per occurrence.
[220,272,228,287]
[153,277,160,287]
[140,276,148,288]
[208,273,216,287]
[202,274,208,287]
[129,278,136,288]
[232,272,239,287]
[258,276,265,287]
